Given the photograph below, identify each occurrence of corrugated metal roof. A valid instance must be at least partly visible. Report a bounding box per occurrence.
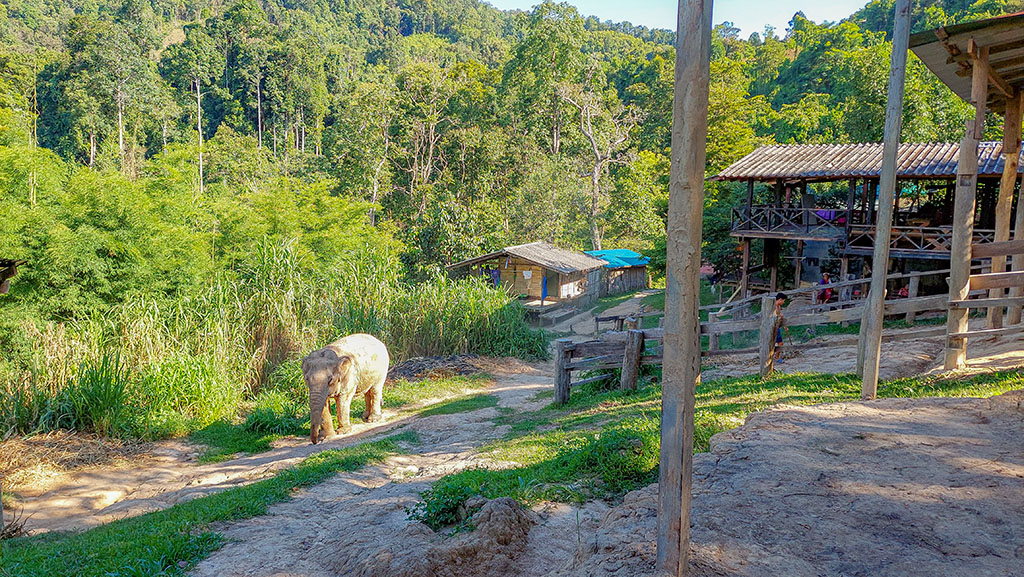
[910,12,1024,113]
[713,141,1020,181]
[584,249,650,269]
[447,242,607,274]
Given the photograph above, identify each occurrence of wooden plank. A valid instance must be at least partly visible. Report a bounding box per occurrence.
[565,354,619,370]
[658,0,710,572]
[620,330,644,391]
[571,373,614,387]
[948,325,1024,339]
[969,270,1024,290]
[554,339,573,405]
[971,239,1024,259]
[701,318,760,335]
[784,295,947,327]
[950,296,1024,309]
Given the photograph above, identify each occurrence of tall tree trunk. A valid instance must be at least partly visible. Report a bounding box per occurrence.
[89,132,96,167]
[117,96,125,172]
[256,80,263,149]
[196,78,204,196]
[590,166,602,250]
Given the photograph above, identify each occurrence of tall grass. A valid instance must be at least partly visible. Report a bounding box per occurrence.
[0,239,545,439]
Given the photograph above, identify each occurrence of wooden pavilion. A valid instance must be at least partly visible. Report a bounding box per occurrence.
[910,11,1024,368]
[714,141,1019,297]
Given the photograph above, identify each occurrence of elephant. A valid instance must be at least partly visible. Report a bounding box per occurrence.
[302,333,389,444]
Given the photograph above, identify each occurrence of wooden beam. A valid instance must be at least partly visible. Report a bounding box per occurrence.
[658,0,711,573]
[861,0,911,400]
[970,270,1024,290]
[553,339,573,404]
[945,42,988,371]
[972,238,1024,259]
[950,296,1024,309]
[988,92,1022,328]
[948,325,1024,339]
[759,294,778,377]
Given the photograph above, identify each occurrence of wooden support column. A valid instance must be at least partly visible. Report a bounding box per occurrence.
[658,0,711,573]
[739,238,751,300]
[794,240,804,288]
[1011,170,1024,325]
[746,178,754,213]
[945,42,989,370]
[765,238,780,292]
[861,0,910,398]
[708,312,720,352]
[988,92,1022,328]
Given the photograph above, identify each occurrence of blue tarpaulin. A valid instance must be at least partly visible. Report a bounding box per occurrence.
[584,249,650,269]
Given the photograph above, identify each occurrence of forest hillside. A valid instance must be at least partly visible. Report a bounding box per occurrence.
[0,0,1021,439]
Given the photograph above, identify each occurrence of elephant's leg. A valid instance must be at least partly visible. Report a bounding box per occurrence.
[366,381,383,422]
[338,391,355,433]
[362,389,373,422]
[319,403,336,440]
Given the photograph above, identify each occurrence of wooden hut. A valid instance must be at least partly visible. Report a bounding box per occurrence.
[447,242,607,308]
[585,249,650,296]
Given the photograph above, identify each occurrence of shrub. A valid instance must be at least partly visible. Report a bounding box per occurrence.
[59,354,133,438]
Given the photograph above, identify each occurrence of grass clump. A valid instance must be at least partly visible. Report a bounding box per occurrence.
[419,393,498,417]
[0,431,417,577]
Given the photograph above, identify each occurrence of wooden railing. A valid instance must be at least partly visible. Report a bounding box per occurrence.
[731,206,850,238]
[555,278,969,403]
[846,224,996,254]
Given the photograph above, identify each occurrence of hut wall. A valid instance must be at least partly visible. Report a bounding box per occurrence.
[604,266,650,295]
[498,257,545,298]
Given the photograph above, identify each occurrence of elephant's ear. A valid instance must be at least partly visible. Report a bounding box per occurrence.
[334,355,353,379]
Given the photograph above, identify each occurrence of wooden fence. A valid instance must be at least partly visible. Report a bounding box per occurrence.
[554,270,985,402]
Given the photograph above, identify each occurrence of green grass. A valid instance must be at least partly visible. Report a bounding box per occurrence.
[419,393,499,417]
[190,374,494,462]
[1,431,418,577]
[409,368,1024,528]
[590,290,646,316]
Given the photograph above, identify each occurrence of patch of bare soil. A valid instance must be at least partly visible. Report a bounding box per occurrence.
[0,431,150,497]
[551,389,1024,577]
[387,354,490,382]
[704,317,1024,381]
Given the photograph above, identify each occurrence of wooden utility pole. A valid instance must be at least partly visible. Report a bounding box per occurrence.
[945,41,989,370]
[860,0,911,399]
[988,93,1023,328]
[658,0,712,574]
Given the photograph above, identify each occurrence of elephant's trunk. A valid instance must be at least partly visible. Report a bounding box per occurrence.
[309,388,328,444]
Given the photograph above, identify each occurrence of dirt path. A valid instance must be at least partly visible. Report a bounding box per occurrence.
[12,361,546,534]
[188,364,613,577]
[549,289,660,338]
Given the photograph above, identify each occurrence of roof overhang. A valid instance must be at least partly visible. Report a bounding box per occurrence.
[910,12,1024,113]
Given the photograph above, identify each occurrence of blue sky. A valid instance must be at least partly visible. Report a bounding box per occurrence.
[485,0,871,37]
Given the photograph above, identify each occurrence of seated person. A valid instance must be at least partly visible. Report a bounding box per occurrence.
[817,272,834,303]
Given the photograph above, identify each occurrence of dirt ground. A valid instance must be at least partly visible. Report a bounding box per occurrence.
[3,301,1024,577]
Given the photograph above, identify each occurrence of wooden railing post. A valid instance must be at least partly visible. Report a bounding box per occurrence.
[905,274,920,325]
[708,312,720,352]
[620,329,645,391]
[758,294,777,377]
[624,316,639,331]
[554,338,573,405]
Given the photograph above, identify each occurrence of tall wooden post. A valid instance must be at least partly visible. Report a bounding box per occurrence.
[945,42,989,370]
[988,92,1023,328]
[861,0,911,399]
[659,0,711,573]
